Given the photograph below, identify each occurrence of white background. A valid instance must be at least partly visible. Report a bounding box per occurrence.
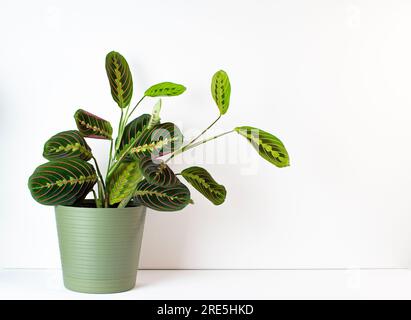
[1,0,411,270]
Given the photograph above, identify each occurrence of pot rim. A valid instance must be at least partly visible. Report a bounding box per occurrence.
[55,199,145,211]
[55,204,146,212]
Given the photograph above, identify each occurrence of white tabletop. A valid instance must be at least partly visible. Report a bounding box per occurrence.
[1,268,410,300]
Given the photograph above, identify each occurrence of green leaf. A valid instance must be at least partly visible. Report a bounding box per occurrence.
[28,159,97,206]
[43,130,92,161]
[105,51,133,108]
[235,126,290,168]
[107,161,142,205]
[139,156,179,187]
[129,122,183,159]
[144,82,186,97]
[133,180,191,211]
[181,166,226,205]
[147,99,162,129]
[118,113,151,159]
[74,109,113,140]
[211,70,231,115]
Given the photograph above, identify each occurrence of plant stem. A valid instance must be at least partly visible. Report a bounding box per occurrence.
[114,102,133,159]
[124,104,130,122]
[106,96,149,181]
[120,105,130,141]
[110,104,129,176]
[106,120,143,181]
[105,96,145,208]
[92,156,106,191]
[127,95,145,123]
[107,139,114,178]
[92,190,102,208]
[183,129,234,151]
[165,129,235,162]
[189,115,221,145]
[165,115,221,162]
[114,108,124,151]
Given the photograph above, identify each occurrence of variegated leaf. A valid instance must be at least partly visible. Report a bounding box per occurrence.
[74,109,113,140]
[181,166,226,205]
[144,82,186,97]
[235,126,289,168]
[43,130,92,161]
[107,161,142,205]
[129,122,183,159]
[133,180,191,211]
[139,156,179,187]
[211,70,231,115]
[118,113,151,159]
[28,159,97,206]
[105,51,133,108]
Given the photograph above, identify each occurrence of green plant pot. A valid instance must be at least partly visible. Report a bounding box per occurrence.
[55,204,146,294]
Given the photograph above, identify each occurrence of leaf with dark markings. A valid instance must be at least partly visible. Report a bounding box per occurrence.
[129,122,183,159]
[107,161,142,205]
[28,159,97,206]
[144,82,186,97]
[105,51,133,108]
[181,166,226,205]
[133,180,191,211]
[235,126,289,168]
[139,156,179,187]
[118,114,151,159]
[211,70,231,115]
[74,109,113,140]
[43,130,92,161]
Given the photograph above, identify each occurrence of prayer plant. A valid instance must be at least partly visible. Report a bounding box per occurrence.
[28,51,290,211]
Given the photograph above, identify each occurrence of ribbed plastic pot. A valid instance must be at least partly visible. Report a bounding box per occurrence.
[55,205,146,294]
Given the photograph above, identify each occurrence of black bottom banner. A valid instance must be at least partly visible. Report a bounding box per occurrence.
[0,300,409,318]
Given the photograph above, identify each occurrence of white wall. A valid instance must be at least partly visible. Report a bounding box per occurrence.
[1,0,411,269]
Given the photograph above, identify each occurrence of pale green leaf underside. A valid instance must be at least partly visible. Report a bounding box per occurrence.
[147,99,162,129]
[107,161,142,205]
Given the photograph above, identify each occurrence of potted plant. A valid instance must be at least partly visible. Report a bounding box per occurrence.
[27,51,290,294]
